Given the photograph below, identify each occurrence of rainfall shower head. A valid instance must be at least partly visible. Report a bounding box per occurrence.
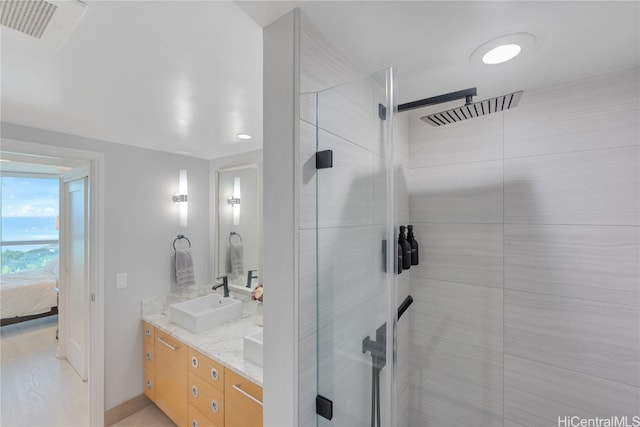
[397,88,523,127]
[421,91,523,127]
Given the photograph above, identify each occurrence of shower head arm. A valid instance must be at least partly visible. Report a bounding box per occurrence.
[398,87,477,112]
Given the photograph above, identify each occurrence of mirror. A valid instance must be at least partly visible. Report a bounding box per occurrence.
[216,164,261,291]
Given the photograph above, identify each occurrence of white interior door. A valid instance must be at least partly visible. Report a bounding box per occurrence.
[64,174,88,381]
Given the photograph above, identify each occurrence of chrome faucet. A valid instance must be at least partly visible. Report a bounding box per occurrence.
[212,276,230,298]
[246,270,258,288]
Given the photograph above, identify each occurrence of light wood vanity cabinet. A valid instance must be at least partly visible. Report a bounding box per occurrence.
[142,322,155,401]
[224,369,263,426]
[142,321,263,427]
[143,340,155,401]
[188,348,225,426]
[155,330,189,427]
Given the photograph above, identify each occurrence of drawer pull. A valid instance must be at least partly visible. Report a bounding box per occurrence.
[192,385,199,397]
[191,356,199,368]
[210,368,218,381]
[232,384,263,407]
[145,380,152,390]
[146,352,152,361]
[145,328,152,337]
[157,337,177,351]
[191,420,198,427]
[211,399,219,413]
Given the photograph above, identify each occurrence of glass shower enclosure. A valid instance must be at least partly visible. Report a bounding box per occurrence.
[313,68,398,426]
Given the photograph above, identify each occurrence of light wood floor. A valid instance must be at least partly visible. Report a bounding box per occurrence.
[111,404,175,427]
[0,315,88,426]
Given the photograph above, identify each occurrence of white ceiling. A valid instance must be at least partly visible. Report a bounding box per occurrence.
[1,0,263,160]
[2,1,638,159]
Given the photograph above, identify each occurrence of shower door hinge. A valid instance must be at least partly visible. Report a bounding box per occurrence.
[316,150,333,169]
[378,103,387,121]
[316,395,333,420]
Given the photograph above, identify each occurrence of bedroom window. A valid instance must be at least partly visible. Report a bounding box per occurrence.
[1,174,59,274]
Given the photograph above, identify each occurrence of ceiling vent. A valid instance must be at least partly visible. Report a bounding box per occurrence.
[1,0,57,39]
[0,0,86,49]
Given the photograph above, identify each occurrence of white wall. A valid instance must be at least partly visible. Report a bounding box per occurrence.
[0,122,211,411]
[263,10,299,426]
[406,68,639,426]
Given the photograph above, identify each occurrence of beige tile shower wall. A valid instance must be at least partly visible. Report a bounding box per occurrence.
[297,11,410,427]
[407,67,640,426]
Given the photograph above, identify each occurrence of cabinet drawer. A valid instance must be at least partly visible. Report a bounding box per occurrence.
[188,347,224,391]
[155,331,188,427]
[224,369,262,426]
[189,405,219,427]
[188,372,224,426]
[143,321,155,345]
[143,368,154,401]
[143,341,155,373]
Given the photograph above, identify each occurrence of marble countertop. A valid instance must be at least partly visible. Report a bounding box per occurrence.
[141,285,263,386]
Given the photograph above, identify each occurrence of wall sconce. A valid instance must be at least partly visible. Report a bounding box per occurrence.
[227,176,240,225]
[173,169,188,227]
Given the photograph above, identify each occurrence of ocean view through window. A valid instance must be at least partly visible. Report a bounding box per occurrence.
[1,175,59,274]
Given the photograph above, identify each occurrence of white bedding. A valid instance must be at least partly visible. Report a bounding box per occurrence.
[0,269,58,319]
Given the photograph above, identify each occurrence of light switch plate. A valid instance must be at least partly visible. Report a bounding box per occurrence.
[116,273,127,289]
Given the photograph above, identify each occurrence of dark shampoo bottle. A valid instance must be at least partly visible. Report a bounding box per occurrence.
[407,225,419,266]
[398,226,412,270]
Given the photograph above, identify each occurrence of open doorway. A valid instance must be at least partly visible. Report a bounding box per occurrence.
[0,139,104,426]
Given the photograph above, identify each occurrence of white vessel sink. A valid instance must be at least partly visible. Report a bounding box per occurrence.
[169,294,242,333]
[243,329,263,366]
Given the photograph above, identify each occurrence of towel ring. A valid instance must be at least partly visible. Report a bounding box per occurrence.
[173,235,191,252]
[229,232,243,245]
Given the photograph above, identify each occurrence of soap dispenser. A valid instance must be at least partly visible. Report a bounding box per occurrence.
[407,225,419,266]
[398,226,412,270]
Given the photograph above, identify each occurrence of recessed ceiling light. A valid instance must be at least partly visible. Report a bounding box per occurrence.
[470,32,536,66]
[237,133,252,140]
[482,44,522,64]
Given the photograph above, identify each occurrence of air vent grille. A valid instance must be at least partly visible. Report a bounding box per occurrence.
[0,0,57,39]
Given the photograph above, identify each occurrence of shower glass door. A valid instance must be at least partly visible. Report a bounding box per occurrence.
[315,68,396,426]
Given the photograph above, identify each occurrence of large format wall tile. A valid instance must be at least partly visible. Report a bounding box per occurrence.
[395,166,410,225]
[300,120,317,230]
[504,68,640,158]
[316,129,376,228]
[409,160,503,224]
[504,355,640,425]
[505,290,639,386]
[504,146,640,225]
[299,12,363,94]
[410,223,503,288]
[410,278,503,352]
[299,229,316,341]
[409,110,503,168]
[505,224,640,306]
[409,333,503,427]
[317,304,383,427]
[317,76,386,157]
[317,225,387,330]
[299,333,317,427]
[300,92,317,126]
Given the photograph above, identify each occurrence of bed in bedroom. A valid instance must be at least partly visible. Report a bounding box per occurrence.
[0,258,59,326]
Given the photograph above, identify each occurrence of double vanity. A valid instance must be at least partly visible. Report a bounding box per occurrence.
[141,286,263,427]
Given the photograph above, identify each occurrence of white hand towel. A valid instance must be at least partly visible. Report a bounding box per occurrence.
[175,248,196,286]
[229,242,244,278]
